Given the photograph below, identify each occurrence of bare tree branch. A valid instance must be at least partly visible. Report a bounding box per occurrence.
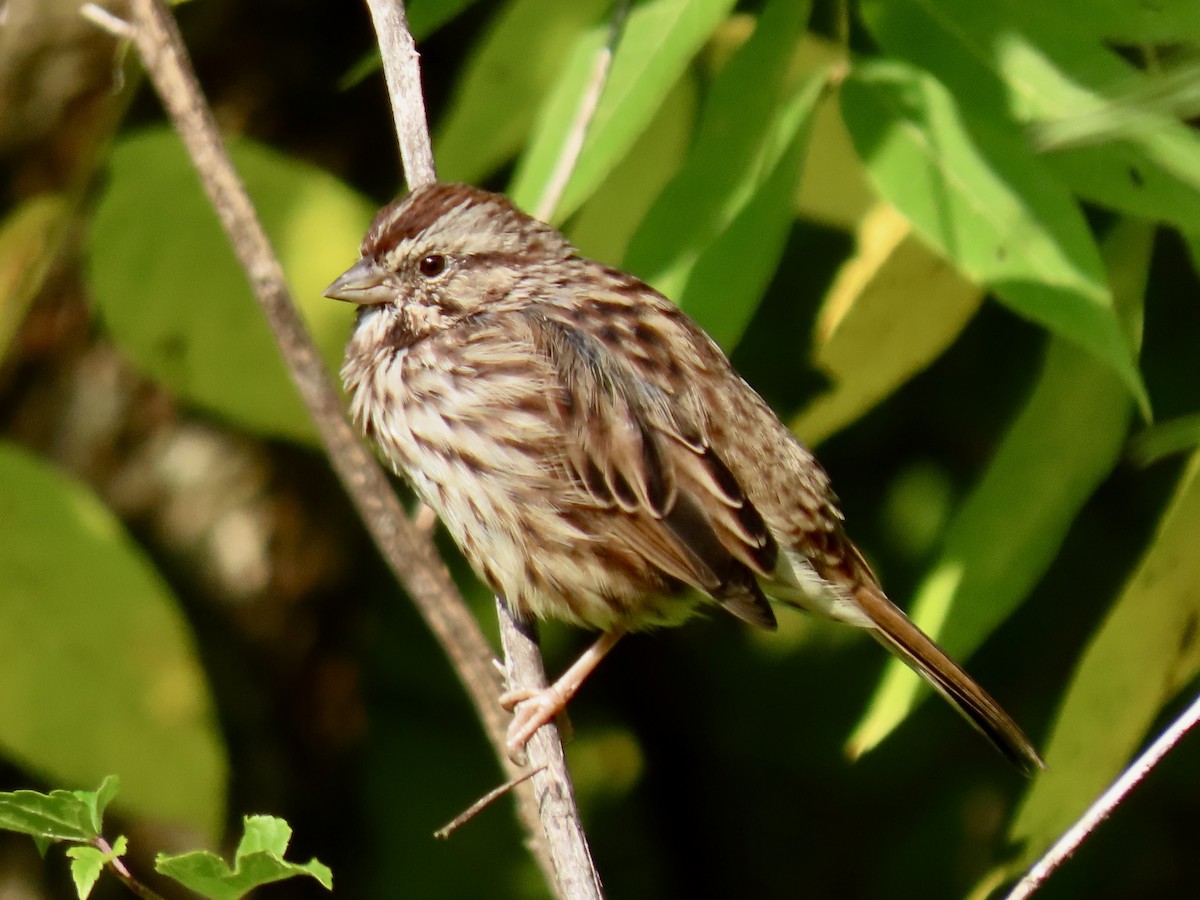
[362,0,435,188]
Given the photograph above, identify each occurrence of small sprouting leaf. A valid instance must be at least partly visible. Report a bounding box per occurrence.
[66,835,127,900]
[156,815,332,900]
[0,777,118,843]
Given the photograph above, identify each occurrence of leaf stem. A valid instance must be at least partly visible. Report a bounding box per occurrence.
[95,837,166,900]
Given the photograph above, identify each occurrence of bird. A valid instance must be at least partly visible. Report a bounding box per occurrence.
[324,181,1044,774]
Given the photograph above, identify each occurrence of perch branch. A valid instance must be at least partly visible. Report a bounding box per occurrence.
[101,0,558,884]
[363,2,609,895]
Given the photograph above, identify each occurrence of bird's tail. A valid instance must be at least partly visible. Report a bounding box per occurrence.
[854,584,1045,775]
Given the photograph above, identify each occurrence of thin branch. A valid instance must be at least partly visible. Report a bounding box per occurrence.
[100,0,544,874]
[363,2,612,895]
[435,766,545,840]
[533,0,630,221]
[500,613,604,899]
[363,0,436,188]
[1005,690,1200,900]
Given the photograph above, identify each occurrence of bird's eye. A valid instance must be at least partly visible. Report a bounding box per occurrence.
[418,254,447,278]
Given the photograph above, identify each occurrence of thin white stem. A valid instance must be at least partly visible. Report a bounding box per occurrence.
[533,0,630,221]
[1005,690,1200,900]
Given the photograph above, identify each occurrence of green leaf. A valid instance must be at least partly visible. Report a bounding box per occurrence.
[841,60,1148,414]
[859,0,1200,237]
[87,128,370,446]
[407,0,484,40]
[794,36,878,230]
[567,73,698,265]
[0,777,118,842]
[0,444,227,839]
[677,74,823,348]
[847,220,1152,758]
[66,835,127,900]
[435,0,609,185]
[1026,0,1200,43]
[793,204,982,446]
[156,815,333,900]
[0,194,71,365]
[1129,413,1200,466]
[1002,450,1200,877]
[623,0,819,347]
[510,0,738,221]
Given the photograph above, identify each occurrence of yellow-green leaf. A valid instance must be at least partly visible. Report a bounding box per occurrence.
[847,220,1152,758]
[0,444,226,839]
[793,203,982,446]
[1002,450,1200,878]
[88,128,369,445]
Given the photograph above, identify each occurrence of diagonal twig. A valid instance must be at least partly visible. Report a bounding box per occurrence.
[1005,690,1200,900]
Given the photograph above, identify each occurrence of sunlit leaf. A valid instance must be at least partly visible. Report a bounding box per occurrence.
[793,37,877,230]
[0,444,227,839]
[841,60,1148,414]
[848,220,1152,758]
[510,0,737,221]
[677,76,823,349]
[88,128,369,445]
[435,0,609,185]
[156,815,332,900]
[0,777,119,843]
[624,0,819,347]
[998,450,1200,881]
[859,0,1200,236]
[567,74,698,266]
[793,203,982,446]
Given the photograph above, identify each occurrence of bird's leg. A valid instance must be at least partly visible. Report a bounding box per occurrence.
[500,629,625,762]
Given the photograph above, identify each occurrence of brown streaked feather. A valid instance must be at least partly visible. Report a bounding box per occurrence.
[528,313,777,628]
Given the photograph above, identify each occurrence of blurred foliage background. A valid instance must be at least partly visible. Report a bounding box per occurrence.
[1,0,1199,897]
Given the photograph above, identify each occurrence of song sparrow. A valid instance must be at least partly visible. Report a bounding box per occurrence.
[326,182,1044,773]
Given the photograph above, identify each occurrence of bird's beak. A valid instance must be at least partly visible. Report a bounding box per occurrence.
[323,258,393,305]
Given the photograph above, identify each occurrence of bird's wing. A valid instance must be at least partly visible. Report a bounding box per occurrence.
[525,311,778,628]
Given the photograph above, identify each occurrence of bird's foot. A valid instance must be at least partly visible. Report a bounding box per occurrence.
[500,685,572,764]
